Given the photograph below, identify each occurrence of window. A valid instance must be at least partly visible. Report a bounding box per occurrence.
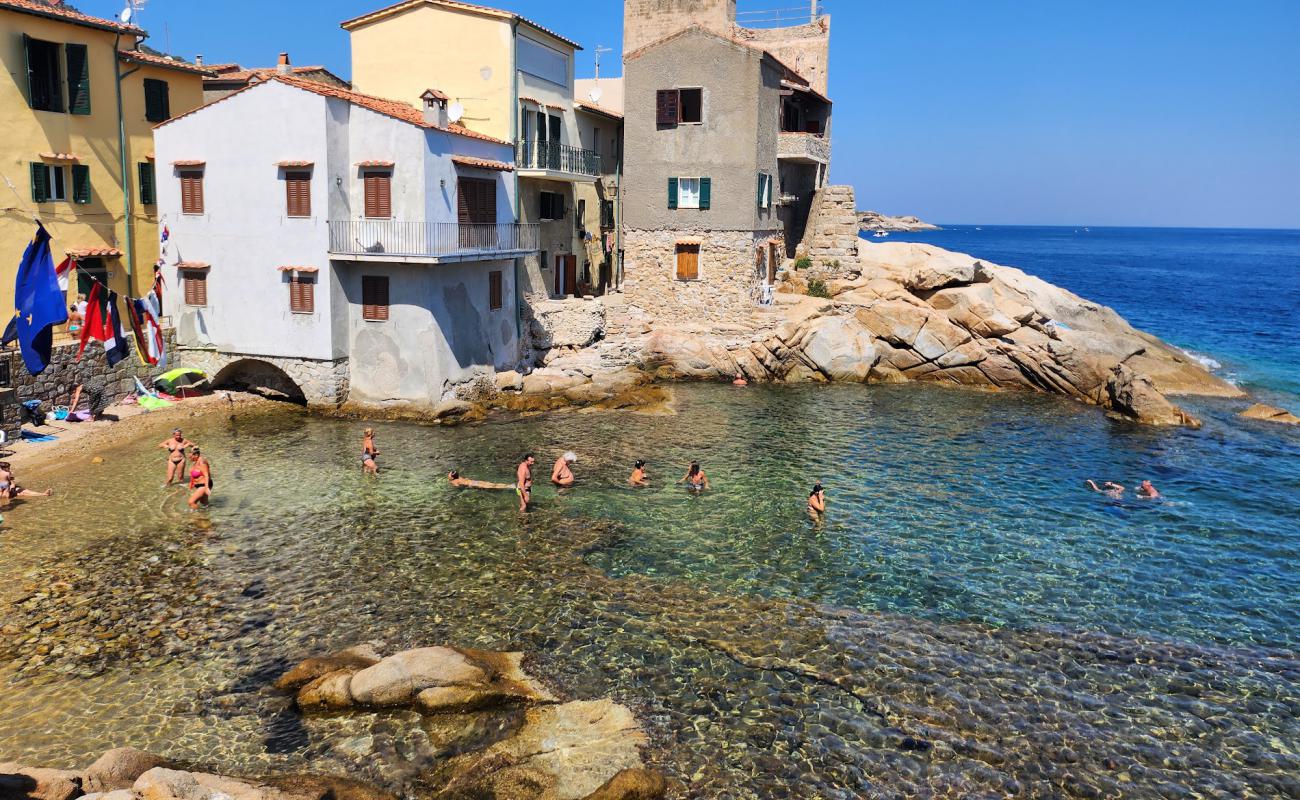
[517,36,568,86]
[457,177,497,224]
[138,162,156,205]
[144,78,170,122]
[65,43,90,115]
[576,198,586,232]
[23,36,63,113]
[361,275,389,321]
[600,199,615,229]
[289,273,314,314]
[363,170,391,219]
[30,163,66,202]
[758,173,772,210]
[285,171,311,218]
[656,88,702,125]
[669,177,710,210]
[675,243,700,281]
[540,191,565,221]
[179,170,204,215]
[182,270,207,306]
[488,270,503,311]
[71,164,90,205]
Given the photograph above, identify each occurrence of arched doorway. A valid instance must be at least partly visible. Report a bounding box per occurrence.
[212,359,307,405]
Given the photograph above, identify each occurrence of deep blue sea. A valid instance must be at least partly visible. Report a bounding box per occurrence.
[873,226,1300,406]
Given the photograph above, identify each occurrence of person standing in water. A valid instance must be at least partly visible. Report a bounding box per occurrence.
[362,429,379,475]
[1137,480,1162,499]
[516,454,536,512]
[679,461,710,492]
[159,429,195,486]
[808,482,826,516]
[552,452,577,488]
[187,447,213,509]
[629,460,650,487]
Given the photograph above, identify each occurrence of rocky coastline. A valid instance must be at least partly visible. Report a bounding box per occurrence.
[858,210,941,232]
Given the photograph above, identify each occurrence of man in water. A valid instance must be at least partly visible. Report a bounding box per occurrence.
[362,429,379,476]
[448,471,514,490]
[552,452,577,488]
[1137,480,1162,499]
[1086,480,1125,498]
[629,460,649,487]
[732,373,748,387]
[516,454,535,512]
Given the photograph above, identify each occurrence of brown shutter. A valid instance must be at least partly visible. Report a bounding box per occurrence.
[489,270,503,311]
[180,171,204,214]
[457,177,497,225]
[656,89,679,125]
[362,275,389,321]
[285,172,311,217]
[675,244,699,280]
[289,273,315,313]
[183,271,207,305]
[364,171,391,218]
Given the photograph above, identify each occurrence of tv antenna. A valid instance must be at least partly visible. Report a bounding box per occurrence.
[119,0,147,24]
[593,45,613,81]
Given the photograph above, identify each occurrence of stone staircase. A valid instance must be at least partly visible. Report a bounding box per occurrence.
[799,185,860,263]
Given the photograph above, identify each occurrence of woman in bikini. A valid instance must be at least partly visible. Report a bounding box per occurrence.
[808,482,826,517]
[679,461,710,492]
[159,429,195,486]
[187,447,213,509]
[362,429,379,476]
[0,462,53,509]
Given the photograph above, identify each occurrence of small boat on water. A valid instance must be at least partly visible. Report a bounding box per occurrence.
[873,231,889,238]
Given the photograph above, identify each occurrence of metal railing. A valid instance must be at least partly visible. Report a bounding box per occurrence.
[329,221,540,258]
[517,140,602,176]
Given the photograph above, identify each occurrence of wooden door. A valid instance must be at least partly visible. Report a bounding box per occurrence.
[564,255,578,296]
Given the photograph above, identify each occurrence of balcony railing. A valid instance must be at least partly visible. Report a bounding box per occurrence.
[517,140,602,177]
[329,221,540,259]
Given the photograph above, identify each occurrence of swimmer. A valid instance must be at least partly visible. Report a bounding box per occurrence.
[187,447,213,510]
[1137,480,1161,499]
[732,373,748,387]
[629,460,650,487]
[808,482,826,516]
[679,461,710,492]
[362,428,379,475]
[159,429,195,486]
[1086,480,1125,498]
[516,454,536,512]
[448,471,515,490]
[551,451,577,488]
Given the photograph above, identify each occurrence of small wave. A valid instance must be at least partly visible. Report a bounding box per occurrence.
[1180,348,1223,372]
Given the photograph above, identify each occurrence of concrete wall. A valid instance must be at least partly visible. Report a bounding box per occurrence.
[574,78,624,114]
[623,0,736,55]
[338,258,517,406]
[734,18,831,95]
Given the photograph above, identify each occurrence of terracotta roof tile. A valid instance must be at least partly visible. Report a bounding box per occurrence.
[118,49,215,76]
[67,247,123,258]
[39,152,79,162]
[277,160,315,168]
[341,0,582,51]
[176,261,210,269]
[0,0,144,35]
[356,160,396,168]
[574,100,622,120]
[172,159,206,167]
[204,65,344,84]
[451,155,513,172]
[278,265,319,273]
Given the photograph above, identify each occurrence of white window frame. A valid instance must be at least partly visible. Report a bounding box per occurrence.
[678,177,701,210]
[39,164,67,201]
[759,173,772,210]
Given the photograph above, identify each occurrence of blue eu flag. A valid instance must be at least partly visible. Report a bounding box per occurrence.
[5,223,69,375]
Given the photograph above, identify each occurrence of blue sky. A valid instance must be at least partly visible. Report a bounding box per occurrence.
[87,0,1300,228]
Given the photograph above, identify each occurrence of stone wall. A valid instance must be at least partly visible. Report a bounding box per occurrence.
[734,17,832,96]
[178,349,349,409]
[623,0,737,54]
[1,331,178,439]
[622,228,775,326]
[799,184,860,264]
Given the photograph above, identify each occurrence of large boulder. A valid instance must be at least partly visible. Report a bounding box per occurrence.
[133,768,294,800]
[797,315,879,382]
[435,700,649,800]
[275,643,383,692]
[1106,365,1201,427]
[84,748,171,793]
[0,764,81,800]
[640,331,735,379]
[1239,403,1300,425]
[927,283,1024,338]
[532,299,605,350]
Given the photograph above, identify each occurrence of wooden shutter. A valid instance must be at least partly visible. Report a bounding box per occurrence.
[71,164,90,204]
[457,178,496,225]
[667,177,678,209]
[30,162,48,203]
[656,89,679,125]
[489,270,503,311]
[363,171,391,218]
[138,162,155,205]
[289,273,314,313]
[285,172,311,217]
[144,79,170,122]
[180,171,204,214]
[66,43,90,115]
[362,275,389,321]
[675,244,699,281]
[183,271,207,306]
[699,177,712,210]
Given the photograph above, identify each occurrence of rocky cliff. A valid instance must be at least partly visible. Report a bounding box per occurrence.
[858,211,941,232]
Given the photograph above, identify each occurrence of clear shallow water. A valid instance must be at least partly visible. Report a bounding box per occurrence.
[1,385,1297,798]
[873,226,1300,405]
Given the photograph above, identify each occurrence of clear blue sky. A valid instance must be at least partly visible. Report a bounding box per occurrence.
[86,0,1300,228]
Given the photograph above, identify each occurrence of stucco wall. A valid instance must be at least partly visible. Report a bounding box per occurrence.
[734,18,831,96]
[338,258,517,407]
[623,0,737,55]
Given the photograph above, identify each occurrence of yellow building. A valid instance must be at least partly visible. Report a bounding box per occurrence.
[0,0,207,317]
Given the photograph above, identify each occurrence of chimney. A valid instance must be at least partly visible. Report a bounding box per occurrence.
[421,89,450,128]
[276,52,292,75]
[195,55,203,66]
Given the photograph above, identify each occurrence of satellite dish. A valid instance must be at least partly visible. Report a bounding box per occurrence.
[119,6,133,22]
[447,102,465,123]
[588,85,603,103]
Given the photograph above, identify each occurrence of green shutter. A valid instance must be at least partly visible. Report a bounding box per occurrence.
[699,177,711,210]
[138,162,156,205]
[66,43,90,115]
[757,174,764,207]
[144,79,170,122]
[22,34,35,109]
[30,162,49,203]
[71,164,91,204]
[668,177,678,209]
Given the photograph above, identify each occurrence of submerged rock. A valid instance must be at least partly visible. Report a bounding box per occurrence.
[1239,402,1300,425]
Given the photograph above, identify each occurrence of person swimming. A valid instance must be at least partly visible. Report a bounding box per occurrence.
[1086,479,1125,498]
[680,461,709,492]
[1137,480,1162,499]
[159,429,195,486]
[808,482,826,516]
[362,429,379,475]
[629,460,650,487]
[552,452,577,488]
[448,471,515,490]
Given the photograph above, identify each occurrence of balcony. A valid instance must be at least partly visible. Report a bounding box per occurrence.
[778,131,831,165]
[516,140,602,181]
[329,221,540,263]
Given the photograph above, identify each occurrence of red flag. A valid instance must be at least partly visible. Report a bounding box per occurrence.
[77,282,109,359]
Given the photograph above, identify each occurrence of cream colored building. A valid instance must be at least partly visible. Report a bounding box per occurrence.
[343,0,610,301]
[0,0,207,319]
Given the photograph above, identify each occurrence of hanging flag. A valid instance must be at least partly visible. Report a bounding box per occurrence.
[55,257,75,292]
[160,225,169,243]
[3,223,68,375]
[127,296,165,367]
[104,291,130,367]
[77,282,108,359]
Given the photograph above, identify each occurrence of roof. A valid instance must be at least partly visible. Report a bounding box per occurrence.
[0,0,145,35]
[118,49,215,76]
[204,65,347,86]
[39,152,79,161]
[340,0,582,51]
[574,100,622,121]
[157,74,510,145]
[451,155,513,172]
[67,246,122,258]
[276,160,315,168]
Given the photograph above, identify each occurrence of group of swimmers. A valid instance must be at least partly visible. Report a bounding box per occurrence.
[1086,479,1161,499]
[159,429,214,509]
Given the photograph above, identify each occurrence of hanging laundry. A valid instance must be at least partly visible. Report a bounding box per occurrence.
[2,222,68,375]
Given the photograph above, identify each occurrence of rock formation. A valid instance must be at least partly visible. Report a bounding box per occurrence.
[1239,402,1300,425]
[858,210,941,232]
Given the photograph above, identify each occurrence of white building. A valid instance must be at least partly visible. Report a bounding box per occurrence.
[153,75,537,409]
